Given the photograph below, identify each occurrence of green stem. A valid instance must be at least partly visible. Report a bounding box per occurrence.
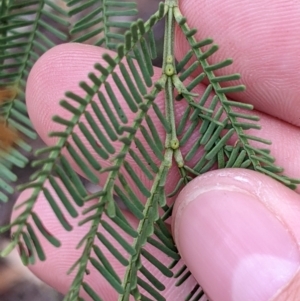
[118,149,173,301]
[165,0,179,6]
[162,5,179,150]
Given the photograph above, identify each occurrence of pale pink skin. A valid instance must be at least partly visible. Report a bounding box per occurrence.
[15,0,300,300]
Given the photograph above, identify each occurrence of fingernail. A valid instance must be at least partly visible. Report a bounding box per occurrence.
[174,187,300,301]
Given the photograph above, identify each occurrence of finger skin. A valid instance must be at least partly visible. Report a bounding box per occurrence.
[173,169,300,301]
[19,1,299,300]
[26,43,172,203]
[26,43,300,195]
[272,273,300,301]
[13,180,197,300]
[176,0,300,126]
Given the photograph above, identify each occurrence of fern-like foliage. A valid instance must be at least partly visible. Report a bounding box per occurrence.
[68,0,137,48]
[0,0,70,202]
[0,1,299,301]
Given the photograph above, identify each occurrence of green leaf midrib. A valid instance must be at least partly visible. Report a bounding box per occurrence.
[63,78,164,300]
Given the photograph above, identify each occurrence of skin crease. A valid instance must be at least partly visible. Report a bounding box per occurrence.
[13,0,300,300]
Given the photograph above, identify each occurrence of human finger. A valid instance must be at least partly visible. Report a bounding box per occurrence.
[26,43,300,197]
[12,179,197,301]
[26,43,175,203]
[172,169,300,301]
[26,44,300,199]
[176,0,300,126]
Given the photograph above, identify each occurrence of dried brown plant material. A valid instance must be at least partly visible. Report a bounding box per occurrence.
[0,86,18,103]
[0,86,19,153]
[0,122,19,152]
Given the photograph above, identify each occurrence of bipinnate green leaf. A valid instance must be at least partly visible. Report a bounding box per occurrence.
[1,1,299,301]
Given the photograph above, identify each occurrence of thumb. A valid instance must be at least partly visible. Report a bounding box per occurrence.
[172,169,300,301]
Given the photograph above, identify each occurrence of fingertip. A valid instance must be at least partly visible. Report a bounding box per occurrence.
[12,180,129,300]
[172,169,300,301]
[175,0,300,126]
[13,180,198,301]
[26,43,105,142]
